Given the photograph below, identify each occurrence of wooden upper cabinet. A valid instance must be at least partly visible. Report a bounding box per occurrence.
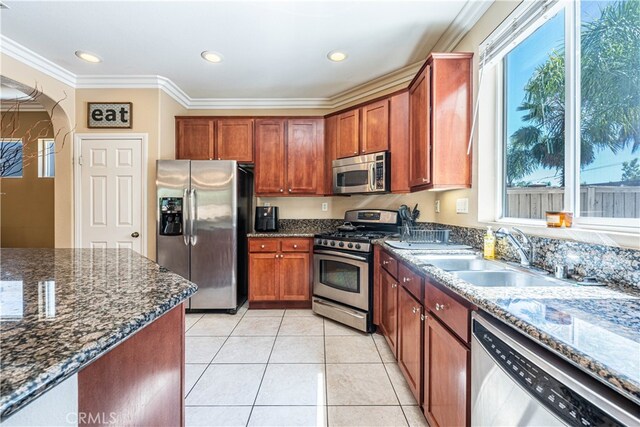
[287,119,318,194]
[409,66,431,187]
[408,53,472,191]
[361,99,389,154]
[336,109,360,158]
[176,118,214,160]
[216,119,254,162]
[255,119,286,195]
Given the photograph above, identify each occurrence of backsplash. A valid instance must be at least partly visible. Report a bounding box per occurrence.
[276,219,344,233]
[426,223,640,289]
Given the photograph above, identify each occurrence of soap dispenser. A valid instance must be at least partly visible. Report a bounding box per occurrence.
[483,226,496,260]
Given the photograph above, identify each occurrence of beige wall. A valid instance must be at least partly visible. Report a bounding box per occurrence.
[1,53,76,248]
[0,111,55,247]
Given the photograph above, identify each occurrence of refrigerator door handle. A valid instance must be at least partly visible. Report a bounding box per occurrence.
[190,188,198,246]
[182,188,190,246]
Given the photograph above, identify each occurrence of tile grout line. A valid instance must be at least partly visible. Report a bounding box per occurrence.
[245,310,285,426]
[374,333,411,427]
[323,317,330,427]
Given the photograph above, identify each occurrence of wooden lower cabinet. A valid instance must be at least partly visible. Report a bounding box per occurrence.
[248,238,312,307]
[398,285,423,403]
[423,315,470,427]
[379,268,398,357]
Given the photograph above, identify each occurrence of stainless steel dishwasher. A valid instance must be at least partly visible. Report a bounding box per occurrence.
[471,312,640,426]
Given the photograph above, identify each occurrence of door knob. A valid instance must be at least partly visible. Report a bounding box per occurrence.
[131,232,140,238]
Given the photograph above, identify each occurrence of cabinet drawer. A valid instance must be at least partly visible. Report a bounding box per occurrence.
[399,263,423,301]
[281,239,310,252]
[380,251,398,278]
[249,239,279,253]
[425,280,470,343]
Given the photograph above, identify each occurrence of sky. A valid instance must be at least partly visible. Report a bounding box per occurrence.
[504,0,639,187]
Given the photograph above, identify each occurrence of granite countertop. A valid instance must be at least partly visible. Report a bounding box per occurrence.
[0,248,197,420]
[378,242,640,405]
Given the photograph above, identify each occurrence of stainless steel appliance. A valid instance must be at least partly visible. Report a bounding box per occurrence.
[255,206,278,232]
[313,209,399,332]
[156,160,253,312]
[472,312,640,426]
[332,152,389,195]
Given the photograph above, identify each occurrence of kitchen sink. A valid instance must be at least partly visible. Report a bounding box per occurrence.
[452,271,570,288]
[416,255,506,272]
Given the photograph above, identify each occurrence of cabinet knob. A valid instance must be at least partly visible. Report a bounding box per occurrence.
[420,314,425,321]
[391,283,397,288]
[361,150,365,153]
[261,244,265,249]
[382,260,389,265]
[412,307,417,314]
[422,178,429,183]
[293,244,298,248]
[435,303,446,311]
[218,157,221,160]
[288,188,292,192]
[403,277,411,283]
[279,188,284,192]
[275,254,278,258]
[353,151,357,154]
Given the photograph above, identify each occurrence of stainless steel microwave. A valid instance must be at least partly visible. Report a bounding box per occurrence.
[332,152,389,195]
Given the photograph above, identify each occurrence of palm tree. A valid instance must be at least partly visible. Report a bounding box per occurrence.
[507,0,640,186]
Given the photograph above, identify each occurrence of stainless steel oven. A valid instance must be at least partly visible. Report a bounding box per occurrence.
[332,152,389,195]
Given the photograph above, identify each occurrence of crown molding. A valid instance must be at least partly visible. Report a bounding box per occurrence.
[1,0,490,111]
[0,102,46,112]
[432,0,493,52]
[0,35,77,87]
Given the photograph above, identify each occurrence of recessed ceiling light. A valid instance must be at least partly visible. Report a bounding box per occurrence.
[201,51,223,63]
[75,50,102,63]
[327,51,348,62]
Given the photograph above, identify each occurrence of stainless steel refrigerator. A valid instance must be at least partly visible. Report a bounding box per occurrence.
[156,160,252,312]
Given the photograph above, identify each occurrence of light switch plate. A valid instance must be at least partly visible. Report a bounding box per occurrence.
[435,200,440,213]
[321,202,328,212]
[263,202,270,207]
[456,198,469,214]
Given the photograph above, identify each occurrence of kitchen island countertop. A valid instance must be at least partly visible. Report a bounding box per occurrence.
[0,248,197,420]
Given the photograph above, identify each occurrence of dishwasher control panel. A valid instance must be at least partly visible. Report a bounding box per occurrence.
[474,321,625,427]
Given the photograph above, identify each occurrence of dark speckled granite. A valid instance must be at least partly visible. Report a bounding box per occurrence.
[378,241,640,405]
[248,219,344,238]
[0,248,197,420]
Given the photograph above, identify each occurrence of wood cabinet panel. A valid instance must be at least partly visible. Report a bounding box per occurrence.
[361,99,389,154]
[409,66,431,187]
[379,268,399,357]
[389,92,410,193]
[380,250,398,279]
[324,115,338,194]
[398,286,423,404]
[336,109,360,158]
[424,316,469,427]
[279,253,310,301]
[249,239,280,253]
[249,253,279,301]
[280,238,310,252]
[216,119,254,162]
[399,262,423,301]
[79,304,184,426]
[255,119,286,195]
[425,279,471,343]
[287,119,318,194]
[176,118,214,160]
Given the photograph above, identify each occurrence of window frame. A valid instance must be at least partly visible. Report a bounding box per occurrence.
[38,138,56,178]
[0,139,24,178]
[494,0,639,230]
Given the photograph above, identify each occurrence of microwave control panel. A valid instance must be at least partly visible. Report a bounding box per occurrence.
[375,160,385,190]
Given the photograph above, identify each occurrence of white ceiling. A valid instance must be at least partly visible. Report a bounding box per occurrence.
[1,1,488,101]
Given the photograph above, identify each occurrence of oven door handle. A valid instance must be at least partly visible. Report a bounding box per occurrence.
[314,298,365,319]
[314,249,369,262]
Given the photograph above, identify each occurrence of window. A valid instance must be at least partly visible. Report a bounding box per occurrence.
[0,140,23,178]
[492,0,639,226]
[38,139,55,178]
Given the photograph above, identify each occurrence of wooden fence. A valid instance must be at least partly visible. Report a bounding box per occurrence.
[505,186,640,219]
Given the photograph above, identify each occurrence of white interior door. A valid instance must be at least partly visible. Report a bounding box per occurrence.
[78,137,144,253]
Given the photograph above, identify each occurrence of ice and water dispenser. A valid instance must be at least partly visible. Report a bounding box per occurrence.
[159,197,183,236]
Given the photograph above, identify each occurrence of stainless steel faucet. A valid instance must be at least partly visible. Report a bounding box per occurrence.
[495,227,534,267]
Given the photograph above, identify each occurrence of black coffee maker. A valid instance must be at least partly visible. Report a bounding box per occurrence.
[255,206,278,232]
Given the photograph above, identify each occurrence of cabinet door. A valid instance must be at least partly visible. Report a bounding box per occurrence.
[323,115,337,194]
[398,286,423,404]
[279,252,310,301]
[255,119,286,195]
[361,100,389,154]
[424,316,469,427]
[249,253,279,301]
[216,119,254,162]
[286,119,318,194]
[176,119,214,160]
[336,109,360,159]
[379,268,398,357]
[409,65,431,187]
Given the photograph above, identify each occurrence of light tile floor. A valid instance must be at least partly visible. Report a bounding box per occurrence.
[185,306,429,427]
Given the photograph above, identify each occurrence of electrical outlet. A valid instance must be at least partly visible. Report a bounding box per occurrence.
[263,202,270,207]
[435,200,441,213]
[321,202,328,212]
[456,198,469,214]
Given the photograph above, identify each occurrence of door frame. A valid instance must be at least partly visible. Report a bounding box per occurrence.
[73,133,149,255]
